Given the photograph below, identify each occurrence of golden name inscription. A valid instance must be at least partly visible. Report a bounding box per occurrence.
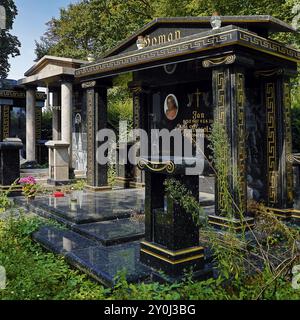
[144,30,181,48]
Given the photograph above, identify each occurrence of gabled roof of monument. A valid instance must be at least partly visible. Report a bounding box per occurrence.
[24,55,88,77]
[103,15,297,58]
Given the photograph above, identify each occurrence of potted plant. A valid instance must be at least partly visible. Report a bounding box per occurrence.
[19,176,39,201]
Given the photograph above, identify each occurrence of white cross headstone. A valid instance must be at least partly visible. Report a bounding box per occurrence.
[0,5,6,30]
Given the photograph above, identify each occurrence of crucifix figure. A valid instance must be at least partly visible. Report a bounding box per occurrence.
[193,88,202,109]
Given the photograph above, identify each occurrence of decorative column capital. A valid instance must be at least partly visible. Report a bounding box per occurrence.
[81,80,112,90]
[128,81,150,94]
[202,54,254,69]
[60,75,74,84]
[254,68,297,78]
[82,81,96,89]
[25,85,38,92]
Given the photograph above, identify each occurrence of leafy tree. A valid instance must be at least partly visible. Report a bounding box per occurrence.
[35,0,300,60]
[35,0,154,60]
[0,0,20,78]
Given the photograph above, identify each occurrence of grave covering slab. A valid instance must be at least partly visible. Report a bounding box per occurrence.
[72,218,145,246]
[18,189,145,224]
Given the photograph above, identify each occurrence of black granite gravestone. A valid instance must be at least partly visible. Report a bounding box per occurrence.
[138,156,210,278]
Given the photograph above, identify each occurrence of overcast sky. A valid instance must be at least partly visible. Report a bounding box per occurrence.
[8,0,78,80]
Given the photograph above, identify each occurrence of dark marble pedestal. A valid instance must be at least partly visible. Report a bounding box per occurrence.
[138,157,210,278]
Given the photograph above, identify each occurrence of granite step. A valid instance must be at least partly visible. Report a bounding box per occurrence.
[65,242,151,287]
[71,218,145,246]
[32,225,151,286]
[32,225,96,254]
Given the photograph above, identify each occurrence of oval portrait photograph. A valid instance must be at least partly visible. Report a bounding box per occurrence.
[164,94,179,121]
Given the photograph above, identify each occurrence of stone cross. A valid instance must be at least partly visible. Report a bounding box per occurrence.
[0,5,6,30]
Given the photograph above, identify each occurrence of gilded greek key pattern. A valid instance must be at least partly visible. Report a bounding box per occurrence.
[76,31,235,77]
[215,71,227,211]
[133,95,140,130]
[217,73,226,125]
[75,29,300,78]
[266,83,278,204]
[2,106,10,139]
[86,89,95,185]
[283,82,294,202]
[35,108,42,140]
[236,73,246,211]
[0,90,46,100]
[239,32,300,61]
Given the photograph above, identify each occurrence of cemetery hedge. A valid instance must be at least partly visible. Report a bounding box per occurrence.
[0,213,299,300]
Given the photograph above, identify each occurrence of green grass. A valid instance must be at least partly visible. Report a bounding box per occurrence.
[0,213,299,300]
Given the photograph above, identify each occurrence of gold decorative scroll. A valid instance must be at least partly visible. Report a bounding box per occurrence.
[202,54,236,68]
[138,159,175,174]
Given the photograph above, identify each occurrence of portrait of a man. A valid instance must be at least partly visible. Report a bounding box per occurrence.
[164,94,179,121]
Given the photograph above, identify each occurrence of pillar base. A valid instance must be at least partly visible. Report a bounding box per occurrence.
[129,181,145,189]
[263,207,300,223]
[115,177,134,188]
[0,185,22,196]
[21,161,38,169]
[47,179,71,186]
[140,241,205,277]
[208,215,255,231]
[85,185,112,192]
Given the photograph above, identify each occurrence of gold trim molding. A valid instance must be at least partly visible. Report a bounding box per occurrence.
[138,158,175,174]
[202,54,236,68]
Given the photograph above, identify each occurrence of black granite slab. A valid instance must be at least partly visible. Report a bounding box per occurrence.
[72,218,145,246]
[17,189,145,224]
[65,242,151,286]
[32,226,96,254]
[14,197,76,229]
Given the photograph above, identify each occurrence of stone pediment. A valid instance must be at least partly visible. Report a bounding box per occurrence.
[103,16,297,58]
[18,56,88,87]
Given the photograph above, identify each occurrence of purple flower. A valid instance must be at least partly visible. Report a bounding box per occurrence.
[19,176,37,185]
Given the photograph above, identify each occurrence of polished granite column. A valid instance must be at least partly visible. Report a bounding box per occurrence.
[127,81,149,188]
[258,69,295,214]
[82,80,111,191]
[205,55,254,230]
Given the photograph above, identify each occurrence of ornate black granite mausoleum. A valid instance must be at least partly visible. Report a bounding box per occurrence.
[74,16,300,277]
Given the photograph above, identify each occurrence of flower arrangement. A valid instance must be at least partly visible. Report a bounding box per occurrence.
[19,176,38,200]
